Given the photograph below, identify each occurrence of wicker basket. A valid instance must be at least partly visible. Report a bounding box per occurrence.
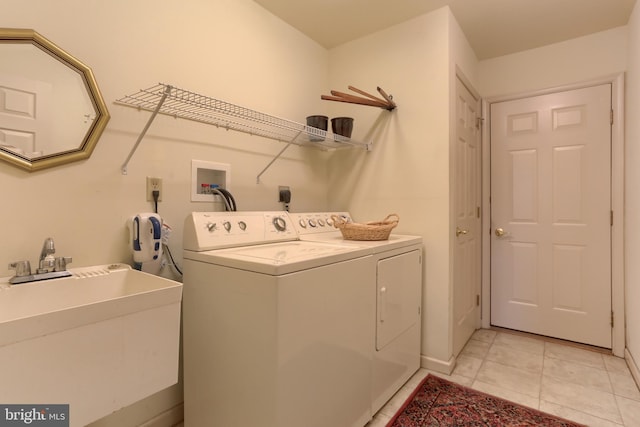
[331,214,399,241]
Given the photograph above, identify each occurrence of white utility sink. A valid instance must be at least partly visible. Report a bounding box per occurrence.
[0,264,183,427]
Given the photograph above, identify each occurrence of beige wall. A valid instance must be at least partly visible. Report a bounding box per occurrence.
[1,0,333,281]
[326,7,479,370]
[1,0,333,425]
[478,26,628,98]
[625,2,640,374]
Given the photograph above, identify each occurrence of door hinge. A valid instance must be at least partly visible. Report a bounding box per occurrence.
[611,310,614,327]
[476,294,480,306]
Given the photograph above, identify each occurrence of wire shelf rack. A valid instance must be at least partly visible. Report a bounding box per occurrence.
[116,83,372,179]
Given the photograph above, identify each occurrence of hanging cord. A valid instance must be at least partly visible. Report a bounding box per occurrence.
[152,191,183,276]
[160,224,183,277]
[163,243,183,276]
[152,190,160,214]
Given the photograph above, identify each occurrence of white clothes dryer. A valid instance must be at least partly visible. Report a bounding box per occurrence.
[182,211,375,427]
[290,212,423,414]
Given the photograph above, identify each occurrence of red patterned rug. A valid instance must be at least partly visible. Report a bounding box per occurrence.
[386,374,585,426]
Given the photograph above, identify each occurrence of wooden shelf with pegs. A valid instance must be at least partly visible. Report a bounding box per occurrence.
[321,85,396,111]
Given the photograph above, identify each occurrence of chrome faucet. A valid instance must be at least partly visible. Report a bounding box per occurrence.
[37,237,56,273]
[7,237,72,284]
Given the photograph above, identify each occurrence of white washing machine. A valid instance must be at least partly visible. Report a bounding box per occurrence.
[182,211,376,427]
[290,212,423,414]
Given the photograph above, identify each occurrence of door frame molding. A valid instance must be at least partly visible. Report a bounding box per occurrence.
[481,73,625,356]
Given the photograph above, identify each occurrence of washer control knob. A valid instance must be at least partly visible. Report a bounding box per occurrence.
[238,221,247,231]
[223,221,232,232]
[273,216,287,232]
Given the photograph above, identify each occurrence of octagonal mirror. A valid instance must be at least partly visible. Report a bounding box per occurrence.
[0,28,110,172]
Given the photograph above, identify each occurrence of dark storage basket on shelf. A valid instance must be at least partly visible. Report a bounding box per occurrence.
[331,214,399,241]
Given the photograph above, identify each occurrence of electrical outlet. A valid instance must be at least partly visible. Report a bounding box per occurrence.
[146,177,163,202]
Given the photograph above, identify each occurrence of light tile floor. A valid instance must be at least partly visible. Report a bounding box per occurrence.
[367,329,640,427]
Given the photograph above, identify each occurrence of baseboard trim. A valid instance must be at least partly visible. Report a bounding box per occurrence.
[625,349,640,390]
[421,354,456,375]
[139,403,183,427]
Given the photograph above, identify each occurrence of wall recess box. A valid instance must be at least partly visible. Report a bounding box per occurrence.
[191,160,231,202]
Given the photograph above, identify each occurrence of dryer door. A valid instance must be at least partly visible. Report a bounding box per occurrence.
[376,249,421,350]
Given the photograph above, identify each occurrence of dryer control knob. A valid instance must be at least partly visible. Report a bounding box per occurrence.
[273,216,287,232]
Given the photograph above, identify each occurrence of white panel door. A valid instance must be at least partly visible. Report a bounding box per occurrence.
[453,77,482,356]
[0,74,52,157]
[491,84,612,348]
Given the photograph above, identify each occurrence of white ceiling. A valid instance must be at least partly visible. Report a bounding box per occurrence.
[253,0,636,59]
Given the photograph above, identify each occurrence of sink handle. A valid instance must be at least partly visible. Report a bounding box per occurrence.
[54,257,73,272]
[9,260,32,277]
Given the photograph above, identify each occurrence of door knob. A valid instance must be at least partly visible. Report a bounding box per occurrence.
[455,227,468,237]
[495,227,506,237]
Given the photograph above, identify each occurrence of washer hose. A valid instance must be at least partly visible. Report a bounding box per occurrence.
[211,187,237,211]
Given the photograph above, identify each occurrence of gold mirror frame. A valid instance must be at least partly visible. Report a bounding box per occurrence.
[0,28,110,172]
